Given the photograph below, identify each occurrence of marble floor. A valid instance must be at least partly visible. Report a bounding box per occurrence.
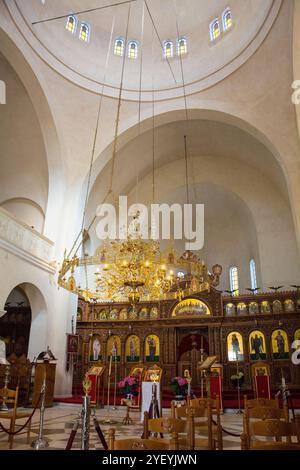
[0,404,243,451]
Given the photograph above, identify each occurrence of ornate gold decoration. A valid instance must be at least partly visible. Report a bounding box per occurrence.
[82,373,92,396]
[58,236,222,304]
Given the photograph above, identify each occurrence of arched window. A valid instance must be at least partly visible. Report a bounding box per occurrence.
[177,37,187,56]
[210,19,221,41]
[66,15,77,35]
[164,41,174,59]
[114,38,125,57]
[250,258,257,290]
[128,41,138,59]
[222,8,233,31]
[229,266,239,296]
[79,22,90,43]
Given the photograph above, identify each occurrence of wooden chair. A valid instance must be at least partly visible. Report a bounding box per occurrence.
[186,397,223,449]
[244,395,280,411]
[143,412,188,448]
[108,428,179,450]
[172,404,216,450]
[242,406,290,450]
[241,416,300,450]
[0,386,32,449]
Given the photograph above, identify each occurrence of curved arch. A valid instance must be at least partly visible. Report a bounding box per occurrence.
[3,283,48,360]
[0,197,45,232]
[87,109,291,201]
[0,26,65,241]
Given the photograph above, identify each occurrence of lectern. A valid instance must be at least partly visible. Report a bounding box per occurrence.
[32,362,56,407]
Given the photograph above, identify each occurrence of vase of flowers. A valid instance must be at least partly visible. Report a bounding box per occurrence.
[118,375,138,399]
[230,372,244,389]
[170,376,188,399]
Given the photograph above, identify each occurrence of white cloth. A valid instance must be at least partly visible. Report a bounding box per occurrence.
[0,339,8,365]
[140,382,161,422]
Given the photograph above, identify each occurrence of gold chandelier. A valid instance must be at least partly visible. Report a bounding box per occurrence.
[58,237,222,304]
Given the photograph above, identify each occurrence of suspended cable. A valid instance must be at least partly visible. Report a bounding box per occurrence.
[173,0,197,205]
[67,15,116,259]
[135,0,145,205]
[32,0,137,25]
[144,0,177,85]
[71,1,132,258]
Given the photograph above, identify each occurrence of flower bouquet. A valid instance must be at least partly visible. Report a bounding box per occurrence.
[118,375,139,400]
[170,376,188,399]
[230,371,244,388]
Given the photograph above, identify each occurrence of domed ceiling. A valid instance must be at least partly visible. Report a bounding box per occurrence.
[7,0,281,100]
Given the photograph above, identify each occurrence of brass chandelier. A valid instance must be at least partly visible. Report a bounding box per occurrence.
[58,238,222,303]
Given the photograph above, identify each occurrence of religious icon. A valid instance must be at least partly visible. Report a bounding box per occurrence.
[272,329,289,359]
[125,335,140,362]
[99,309,108,320]
[171,298,210,317]
[119,308,128,321]
[284,299,294,313]
[249,302,259,315]
[109,309,118,320]
[107,335,121,362]
[225,303,235,316]
[89,335,102,362]
[261,301,271,313]
[145,334,160,362]
[249,330,266,361]
[150,307,158,319]
[128,306,138,320]
[139,307,148,319]
[227,331,244,362]
[237,303,247,315]
[272,300,282,314]
[67,334,79,354]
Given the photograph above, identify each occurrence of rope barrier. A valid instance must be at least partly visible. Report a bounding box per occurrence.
[65,419,80,451]
[0,393,42,436]
[93,416,108,450]
[211,418,242,437]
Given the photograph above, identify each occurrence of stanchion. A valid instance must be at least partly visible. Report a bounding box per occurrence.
[112,356,117,410]
[31,373,49,449]
[81,394,90,450]
[81,373,92,450]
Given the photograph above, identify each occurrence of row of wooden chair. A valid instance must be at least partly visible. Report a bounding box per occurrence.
[241,396,300,450]
[109,397,223,450]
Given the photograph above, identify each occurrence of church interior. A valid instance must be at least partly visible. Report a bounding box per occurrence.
[1,0,300,453]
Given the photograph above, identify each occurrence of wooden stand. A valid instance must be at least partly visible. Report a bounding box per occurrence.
[32,362,56,407]
[87,364,106,406]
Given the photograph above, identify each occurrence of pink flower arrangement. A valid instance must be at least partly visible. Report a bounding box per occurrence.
[118,375,138,396]
[170,376,188,396]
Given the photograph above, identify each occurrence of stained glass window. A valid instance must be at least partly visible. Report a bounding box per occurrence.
[128,41,138,59]
[164,41,174,59]
[229,266,239,296]
[222,8,233,31]
[177,37,187,56]
[210,19,221,41]
[66,15,77,35]
[114,38,124,57]
[79,22,90,43]
[250,259,257,291]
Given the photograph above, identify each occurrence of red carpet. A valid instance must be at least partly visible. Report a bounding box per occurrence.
[54,389,300,409]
